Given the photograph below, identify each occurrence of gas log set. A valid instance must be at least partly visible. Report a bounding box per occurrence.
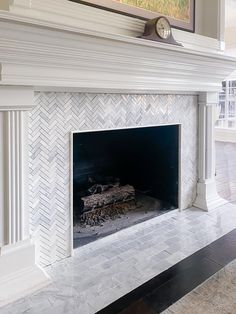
[75,177,137,226]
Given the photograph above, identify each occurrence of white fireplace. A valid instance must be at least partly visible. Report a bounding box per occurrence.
[0,0,236,307]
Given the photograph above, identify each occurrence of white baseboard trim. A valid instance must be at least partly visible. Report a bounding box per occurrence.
[0,239,51,308]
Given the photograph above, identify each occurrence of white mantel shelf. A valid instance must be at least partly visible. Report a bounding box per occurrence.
[0,11,236,93]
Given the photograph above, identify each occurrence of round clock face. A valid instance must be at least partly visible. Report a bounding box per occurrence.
[156,17,171,40]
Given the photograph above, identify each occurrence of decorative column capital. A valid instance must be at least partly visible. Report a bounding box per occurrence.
[0,86,35,111]
[198,92,219,106]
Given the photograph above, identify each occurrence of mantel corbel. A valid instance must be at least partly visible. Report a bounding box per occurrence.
[0,86,35,111]
[0,85,50,308]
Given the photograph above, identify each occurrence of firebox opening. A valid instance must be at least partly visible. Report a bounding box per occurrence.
[73,125,179,248]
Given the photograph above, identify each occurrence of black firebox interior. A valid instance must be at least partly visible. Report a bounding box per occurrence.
[73,125,179,216]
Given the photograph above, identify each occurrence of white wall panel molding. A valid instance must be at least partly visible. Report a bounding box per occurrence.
[194,92,228,211]
[0,13,236,93]
[0,86,50,308]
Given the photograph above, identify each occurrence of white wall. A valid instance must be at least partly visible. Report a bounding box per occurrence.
[225,0,236,56]
[0,113,4,246]
[196,0,225,40]
[0,0,9,10]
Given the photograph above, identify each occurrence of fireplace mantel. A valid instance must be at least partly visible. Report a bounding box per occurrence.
[0,11,236,93]
[0,5,236,308]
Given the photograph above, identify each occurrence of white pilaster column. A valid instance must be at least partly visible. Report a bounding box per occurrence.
[0,86,50,307]
[194,92,228,211]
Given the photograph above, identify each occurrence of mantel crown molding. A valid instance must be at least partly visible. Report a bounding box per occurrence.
[0,11,236,93]
[0,86,35,111]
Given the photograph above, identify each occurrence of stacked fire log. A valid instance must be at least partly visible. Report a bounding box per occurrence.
[79,183,136,226]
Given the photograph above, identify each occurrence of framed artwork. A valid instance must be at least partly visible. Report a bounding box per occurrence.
[71,0,195,32]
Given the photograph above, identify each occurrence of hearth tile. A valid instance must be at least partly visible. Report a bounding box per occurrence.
[101,248,125,259]
[151,260,173,274]
[100,256,124,270]
[150,250,171,261]
[114,249,137,261]
[179,244,204,256]
[165,243,182,254]
[164,236,182,246]
[166,252,187,265]
[165,230,179,238]
[145,242,169,254]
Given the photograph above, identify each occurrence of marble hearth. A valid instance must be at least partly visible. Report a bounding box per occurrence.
[1,0,236,307]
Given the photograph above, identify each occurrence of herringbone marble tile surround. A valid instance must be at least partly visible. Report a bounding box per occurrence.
[29,93,198,266]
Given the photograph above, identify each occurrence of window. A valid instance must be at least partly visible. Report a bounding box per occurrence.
[216,80,236,129]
